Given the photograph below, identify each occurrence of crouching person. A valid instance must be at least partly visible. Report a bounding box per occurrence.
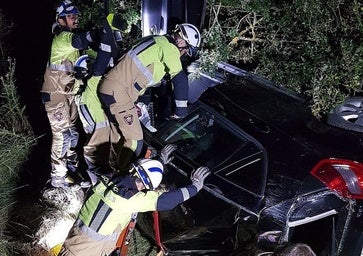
[58,145,210,256]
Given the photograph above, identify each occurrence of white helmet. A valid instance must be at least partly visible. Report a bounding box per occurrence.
[175,23,201,57]
[74,54,94,79]
[175,23,201,48]
[133,159,164,190]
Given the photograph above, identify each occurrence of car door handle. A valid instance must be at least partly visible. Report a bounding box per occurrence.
[249,118,270,134]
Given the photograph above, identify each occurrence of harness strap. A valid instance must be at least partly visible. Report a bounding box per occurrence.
[153,211,165,254]
[111,212,138,256]
[109,146,155,256]
[120,213,137,256]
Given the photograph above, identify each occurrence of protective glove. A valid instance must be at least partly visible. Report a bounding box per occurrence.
[137,102,157,132]
[51,23,62,35]
[106,13,127,31]
[160,144,177,165]
[191,167,210,191]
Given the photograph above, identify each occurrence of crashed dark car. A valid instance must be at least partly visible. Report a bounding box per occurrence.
[137,1,363,255]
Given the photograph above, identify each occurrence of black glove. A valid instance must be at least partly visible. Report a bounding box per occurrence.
[191,167,210,191]
[88,27,104,44]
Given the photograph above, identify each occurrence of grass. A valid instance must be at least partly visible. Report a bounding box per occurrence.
[0,59,36,255]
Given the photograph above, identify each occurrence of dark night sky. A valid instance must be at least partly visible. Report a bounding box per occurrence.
[0,0,56,185]
[1,0,54,135]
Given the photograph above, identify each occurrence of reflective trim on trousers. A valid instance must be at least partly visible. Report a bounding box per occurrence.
[175,99,188,107]
[100,43,111,53]
[84,121,110,134]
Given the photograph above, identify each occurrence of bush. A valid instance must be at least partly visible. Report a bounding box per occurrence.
[0,60,36,255]
[202,0,363,118]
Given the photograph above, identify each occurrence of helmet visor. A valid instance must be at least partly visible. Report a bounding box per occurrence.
[133,164,153,190]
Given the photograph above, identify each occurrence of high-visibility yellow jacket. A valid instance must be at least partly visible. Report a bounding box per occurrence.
[129,35,189,116]
[77,175,198,239]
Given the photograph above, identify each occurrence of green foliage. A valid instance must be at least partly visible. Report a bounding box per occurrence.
[53,0,363,118]
[73,0,141,35]
[202,0,363,118]
[0,59,36,255]
[71,0,142,52]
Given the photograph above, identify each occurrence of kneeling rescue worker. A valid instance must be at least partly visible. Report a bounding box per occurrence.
[58,144,211,256]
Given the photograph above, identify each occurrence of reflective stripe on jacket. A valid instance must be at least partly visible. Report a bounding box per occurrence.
[78,176,160,237]
[128,35,188,116]
[130,35,183,86]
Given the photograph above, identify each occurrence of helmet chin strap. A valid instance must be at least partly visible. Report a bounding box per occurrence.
[178,46,189,56]
[129,164,137,176]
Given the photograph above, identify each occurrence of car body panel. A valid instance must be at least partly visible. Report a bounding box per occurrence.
[141,0,206,36]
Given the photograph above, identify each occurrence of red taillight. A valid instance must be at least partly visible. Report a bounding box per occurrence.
[311,158,363,199]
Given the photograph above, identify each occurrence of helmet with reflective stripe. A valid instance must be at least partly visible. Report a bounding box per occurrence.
[74,54,94,79]
[56,0,80,18]
[133,159,164,190]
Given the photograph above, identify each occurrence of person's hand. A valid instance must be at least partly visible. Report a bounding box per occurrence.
[190,167,210,191]
[160,144,177,164]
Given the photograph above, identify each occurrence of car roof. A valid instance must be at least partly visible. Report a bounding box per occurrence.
[200,72,363,164]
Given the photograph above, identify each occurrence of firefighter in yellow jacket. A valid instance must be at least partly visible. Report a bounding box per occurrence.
[98,23,201,169]
[41,0,99,188]
[59,144,211,256]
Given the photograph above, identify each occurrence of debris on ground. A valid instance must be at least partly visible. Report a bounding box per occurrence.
[35,186,85,252]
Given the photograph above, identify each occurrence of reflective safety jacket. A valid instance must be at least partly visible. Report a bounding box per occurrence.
[77,175,198,238]
[130,35,189,116]
[133,35,182,85]
[48,29,95,72]
[78,176,160,237]
[77,76,109,134]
